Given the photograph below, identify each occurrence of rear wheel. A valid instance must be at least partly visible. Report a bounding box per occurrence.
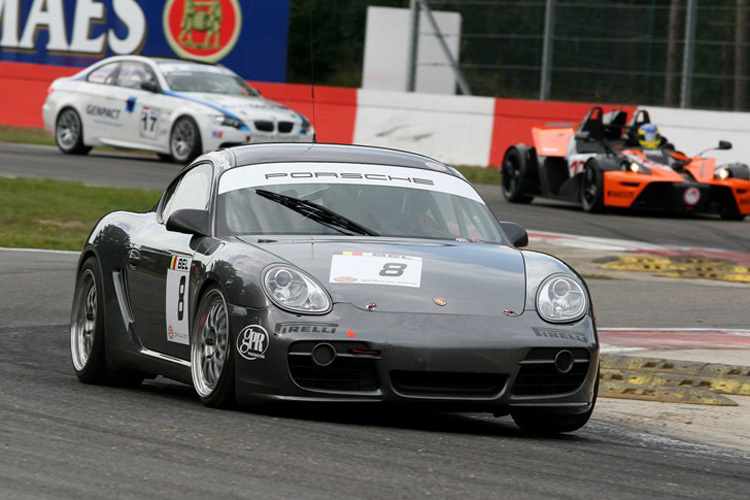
[55,108,91,155]
[169,116,202,164]
[191,286,236,408]
[70,258,107,383]
[70,258,144,386]
[501,147,535,203]
[581,161,605,213]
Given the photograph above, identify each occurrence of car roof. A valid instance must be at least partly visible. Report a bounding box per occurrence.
[90,55,225,69]
[223,143,461,177]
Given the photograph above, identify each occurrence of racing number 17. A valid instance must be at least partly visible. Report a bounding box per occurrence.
[141,112,157,132]
[139,107,160,139]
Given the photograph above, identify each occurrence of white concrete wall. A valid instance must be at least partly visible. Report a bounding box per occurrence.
[353,89,495,166]
[643,106,750,165]
[361,6,462,95]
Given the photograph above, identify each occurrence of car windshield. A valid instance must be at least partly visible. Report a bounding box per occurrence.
[216,163,505,243]
[159,63,259,96]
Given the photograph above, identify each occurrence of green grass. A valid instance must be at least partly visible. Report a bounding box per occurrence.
[455,166,502,186]
[0,125,55,146]
[0,177,160,251]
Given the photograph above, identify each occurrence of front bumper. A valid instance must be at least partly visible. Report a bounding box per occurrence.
[202,125,314,153]
[229,303,599,414]
[605,178,748,216]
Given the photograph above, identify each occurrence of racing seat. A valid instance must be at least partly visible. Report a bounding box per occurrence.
[603,110,628,142]
[575,107,607,154]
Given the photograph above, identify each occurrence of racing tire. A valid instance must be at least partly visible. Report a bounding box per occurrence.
[501,147,535,204]
[191,286,236,408]
[169,116,202,164]
[719,212,746,221]
[511,373,599,434]
[70,258,145,386]
[55,108,92,155]
[70,258,109,384]
[581,161,605,213]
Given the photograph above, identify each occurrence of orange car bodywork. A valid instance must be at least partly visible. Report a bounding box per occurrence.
[600,150,750,214]
[531,126,750,215]
[531,127,574,157]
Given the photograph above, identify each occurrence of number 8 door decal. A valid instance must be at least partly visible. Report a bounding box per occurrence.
[166,254,192,344]
[177,275,186,321]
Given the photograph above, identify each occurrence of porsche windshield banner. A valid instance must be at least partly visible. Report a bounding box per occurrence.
[218,163,487,204]
[0,0,290,81]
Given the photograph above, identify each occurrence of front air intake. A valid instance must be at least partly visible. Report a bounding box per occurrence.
[512,348,590,396]
[288,341,380,392]
[390,371,507,398]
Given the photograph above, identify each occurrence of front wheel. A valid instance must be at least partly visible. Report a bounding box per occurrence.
[169,116,202,164]
[55,108,91,155]
[511,373,598,434]
[581,161,605,213]
[720,212,746,221]
[191,286,236,408]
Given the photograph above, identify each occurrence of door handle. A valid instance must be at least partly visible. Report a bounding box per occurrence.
[128,249,141,269]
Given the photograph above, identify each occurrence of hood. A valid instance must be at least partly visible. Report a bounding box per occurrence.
[238,237,526,316]
[181,92,301,122]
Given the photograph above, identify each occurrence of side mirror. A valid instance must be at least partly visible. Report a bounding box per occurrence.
[499,221,528,248]
[719,140,732,150]
[166,209,209,237]
[140,80,160,93]
[575,130,591,141]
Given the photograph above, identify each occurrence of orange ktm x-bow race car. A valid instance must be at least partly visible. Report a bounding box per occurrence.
[501,107,750,220]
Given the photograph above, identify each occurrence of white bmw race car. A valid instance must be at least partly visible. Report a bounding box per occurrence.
[43,56,314,163]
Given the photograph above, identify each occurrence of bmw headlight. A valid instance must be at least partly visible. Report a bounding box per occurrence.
[298,113,312,134]
[536,274,587,323]
[263,265,332,314]
[214,114,246,129]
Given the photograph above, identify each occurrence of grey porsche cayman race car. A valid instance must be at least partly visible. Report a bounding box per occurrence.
[70,143,599,433]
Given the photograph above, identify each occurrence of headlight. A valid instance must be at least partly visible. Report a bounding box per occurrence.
[263,265,332,314]
[536,274,587,323]
[715,167,731,180]
[298,113,312,134]
[623,161,651,174]
[213,114,246,129]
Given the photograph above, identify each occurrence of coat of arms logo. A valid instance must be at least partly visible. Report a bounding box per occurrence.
[163,0,242,63]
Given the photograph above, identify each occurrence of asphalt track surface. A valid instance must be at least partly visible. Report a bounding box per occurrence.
[1,145,750,498]
[1,143,748,251]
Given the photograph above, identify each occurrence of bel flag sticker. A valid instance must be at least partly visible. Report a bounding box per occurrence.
[329,252,423,288]
[166,254,192,345]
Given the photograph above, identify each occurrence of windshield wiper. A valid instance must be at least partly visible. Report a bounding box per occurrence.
[255,189,379,237]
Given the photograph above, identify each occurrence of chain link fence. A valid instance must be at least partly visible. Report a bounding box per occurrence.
[424,0,750,110]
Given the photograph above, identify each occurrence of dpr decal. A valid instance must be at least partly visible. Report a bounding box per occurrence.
[236,325,269,360]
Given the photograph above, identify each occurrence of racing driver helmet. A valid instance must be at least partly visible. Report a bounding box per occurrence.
[637,123,661,149]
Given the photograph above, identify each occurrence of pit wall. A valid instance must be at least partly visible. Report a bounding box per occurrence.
[2,61,748,167]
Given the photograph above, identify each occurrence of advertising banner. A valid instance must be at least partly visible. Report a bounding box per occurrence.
[0,0,290,81]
